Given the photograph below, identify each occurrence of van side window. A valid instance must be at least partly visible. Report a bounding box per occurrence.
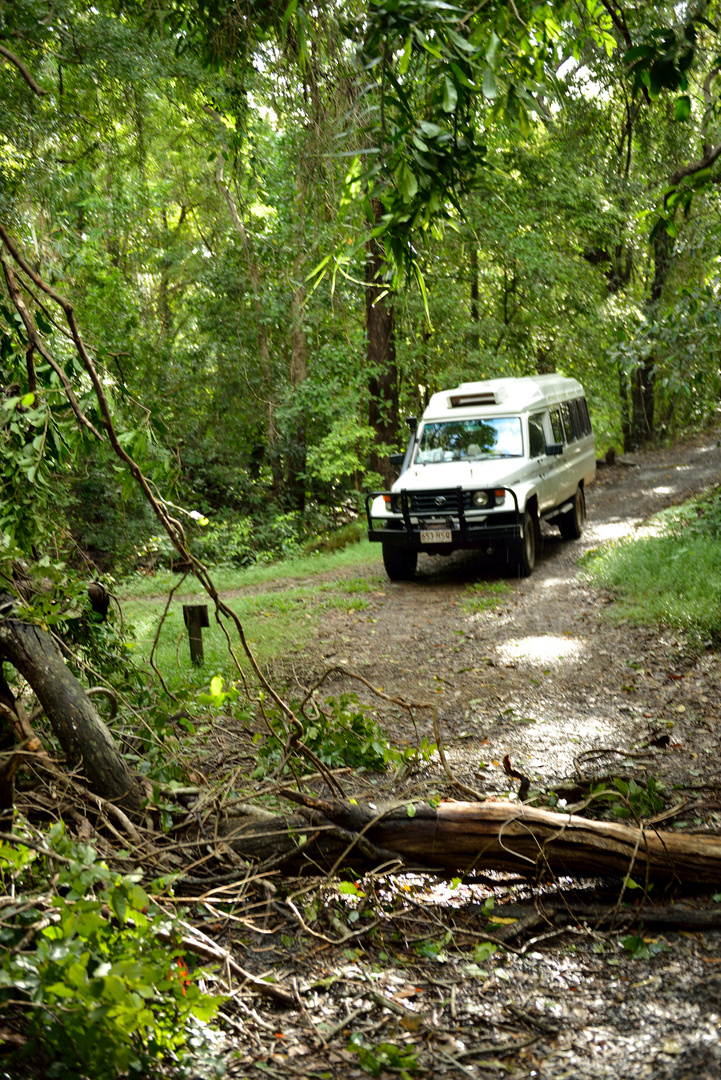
[578,397,592,436]
[528,413,546,457]
[550,409,564,444]
[569,398,592,438]
[560,402,577,442]
[571,400,584,438]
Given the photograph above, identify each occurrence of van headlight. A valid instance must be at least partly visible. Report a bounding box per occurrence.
[391,494,413,513]
[472,490,489,508]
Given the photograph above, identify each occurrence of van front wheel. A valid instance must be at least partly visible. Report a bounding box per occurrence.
[559,486,585,540]
[382,544,417,581]
[510,509,536,578]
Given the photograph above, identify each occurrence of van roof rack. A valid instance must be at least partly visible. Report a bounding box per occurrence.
[449,392,497,407]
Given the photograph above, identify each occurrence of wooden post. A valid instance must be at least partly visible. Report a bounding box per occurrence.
[182,604,209,665]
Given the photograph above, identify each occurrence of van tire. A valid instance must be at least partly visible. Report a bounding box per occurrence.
[559,486,585,540]
[510,509,536,577]
[382,544,417,581]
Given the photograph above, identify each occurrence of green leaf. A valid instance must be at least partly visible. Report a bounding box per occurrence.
[419,121,443,138]
[449,62,476,90]
[442,76,458,113]
[674,95,691,121]
[399,35,412,76]
[110,888,127,924]
[280,0,299,39]
[482,67,498,100]
[447,27,477,55]
[21,393,35,407]
[339,881,365,896]
[398,163,418,200]
[623,44,653,64]
[649,215,666,241]
[406,802,416,818]
[473,941,498,962]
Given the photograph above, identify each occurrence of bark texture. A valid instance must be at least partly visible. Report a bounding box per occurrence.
[0,609,144,811]
[288,274,309,511]
[217,796,721,885]
[366,200,398,488]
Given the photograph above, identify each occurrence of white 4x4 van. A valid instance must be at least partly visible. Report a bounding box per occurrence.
[366,375,595,580]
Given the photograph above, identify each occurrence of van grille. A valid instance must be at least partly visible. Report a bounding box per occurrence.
[393,490,476,515]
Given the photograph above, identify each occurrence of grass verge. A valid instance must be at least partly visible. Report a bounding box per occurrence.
[582,490,721,644]
[119,539,382,600]
[119,541,384,695]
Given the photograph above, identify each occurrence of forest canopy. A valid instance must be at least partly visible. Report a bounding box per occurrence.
[1,0,720,576]
[3,3,721,1077]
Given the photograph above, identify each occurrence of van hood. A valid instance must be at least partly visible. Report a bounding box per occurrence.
[391,458,532,492]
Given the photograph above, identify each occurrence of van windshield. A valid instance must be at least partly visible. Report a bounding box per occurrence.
[416,417,523,463]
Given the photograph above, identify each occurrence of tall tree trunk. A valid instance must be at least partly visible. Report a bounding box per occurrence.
[213,149,281,495]
[288,279,308,512]
[618,361,631,452]
[468,245,479,352]
[0,605,144,812]
[631,229,672,447]
[285,154,311,513]
[366,201,398,487]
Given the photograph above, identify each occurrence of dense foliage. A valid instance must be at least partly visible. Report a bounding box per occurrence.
[0,824,221,1079]
[0,1,720,563]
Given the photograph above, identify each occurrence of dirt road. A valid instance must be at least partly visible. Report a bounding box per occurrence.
[309,433,721,802]
[234,434,721,1080]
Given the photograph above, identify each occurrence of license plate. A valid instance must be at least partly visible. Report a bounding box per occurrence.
[420,529,452,544]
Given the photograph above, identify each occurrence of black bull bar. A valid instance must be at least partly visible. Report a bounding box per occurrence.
[364,487,523,549]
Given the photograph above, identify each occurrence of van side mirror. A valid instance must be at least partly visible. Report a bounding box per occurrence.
[545,443,564,456]
[389,452,405,466]
[406,416,418,432]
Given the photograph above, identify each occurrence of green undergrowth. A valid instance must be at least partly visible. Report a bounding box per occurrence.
[582,486,721,644]
[119,543,385,696]
[0,823,222,1080]
[462,580,513,614]
[239,690,427,778]
[119,540,381,600]
[190,681,434,785]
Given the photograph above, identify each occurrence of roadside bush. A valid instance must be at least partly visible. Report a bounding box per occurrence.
[132,502,364,572]
[252,693,392,777]
[190,517,258,567]
[246,692,436,779]
[583,487,721,643]
[0,823,222,1080]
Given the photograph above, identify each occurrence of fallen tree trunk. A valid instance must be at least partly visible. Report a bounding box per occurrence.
[0,609,144,812]
[214,794,721,885]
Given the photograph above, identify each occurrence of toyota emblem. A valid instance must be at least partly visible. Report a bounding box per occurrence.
[435,496,447,506]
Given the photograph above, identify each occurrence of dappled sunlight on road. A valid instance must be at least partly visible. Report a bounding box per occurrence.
[518,713,628,779]
[495,634,585,666]
[537,576,567,589]
[588,520,639,542]
[445,710,620,784]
